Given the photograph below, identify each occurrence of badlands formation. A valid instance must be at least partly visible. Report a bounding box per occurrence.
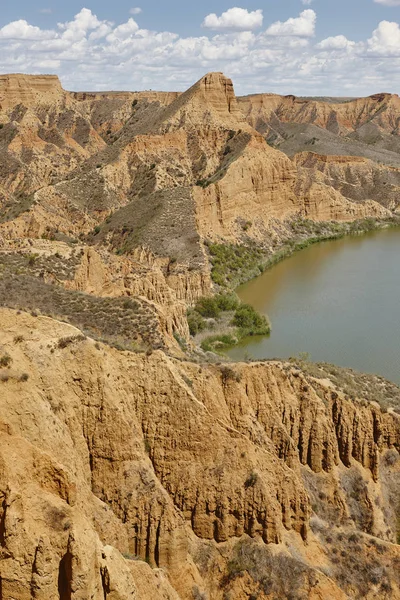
[0,72,399,599]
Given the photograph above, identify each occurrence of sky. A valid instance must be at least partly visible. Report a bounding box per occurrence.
[1,1,400,95]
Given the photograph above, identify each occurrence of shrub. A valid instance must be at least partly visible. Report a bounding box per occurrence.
[201,333,237,353]
[232,304,270,335]
[215,293,239,312]
[245,472,258,488]
[19,373,29,382]
[27,254,38,266]
[208,243,266,288]
[57,335,85,349]
[132,99,138,108]
[13,335,24,344]
[0,353,12,367]
[195,297,221,319]
[187,309,207,336]
[122,298,138,310]
[196,179,209,188]
[221,366,241,384]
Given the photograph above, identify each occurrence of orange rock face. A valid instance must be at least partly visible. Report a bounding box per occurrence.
[0,310,399,599]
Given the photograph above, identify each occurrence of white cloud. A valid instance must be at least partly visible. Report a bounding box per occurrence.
[0,8,400,96]
[301,0,314,4]
[39,8,53,14]
[202,7,263,31]
[0,20,53,40]
[266,9,316,37]
[316,35,356,50]
[129,7,142,15]
[367,20,400,55]
[106,18,139,42]
[374,0,400,6]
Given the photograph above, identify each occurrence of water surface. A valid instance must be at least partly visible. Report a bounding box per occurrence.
[228,228,400,384]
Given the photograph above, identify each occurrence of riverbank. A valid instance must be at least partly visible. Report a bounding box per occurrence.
[207,215,400,291]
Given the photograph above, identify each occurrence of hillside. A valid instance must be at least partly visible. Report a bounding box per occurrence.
[0,71,399,599]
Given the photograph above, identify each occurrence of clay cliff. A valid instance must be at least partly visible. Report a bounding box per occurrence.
[0,309,399,599]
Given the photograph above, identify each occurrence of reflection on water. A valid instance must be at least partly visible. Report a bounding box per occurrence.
[227,228,400,384]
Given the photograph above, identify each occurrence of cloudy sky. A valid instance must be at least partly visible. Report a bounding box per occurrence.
[1,1,400,95]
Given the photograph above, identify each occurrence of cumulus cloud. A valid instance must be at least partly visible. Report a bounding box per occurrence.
[374,0,400,6]
[301,0,314,4]
[266,9,316,37]
[0,7,400,96]
[0,20,53,40]
[129,7,142,15]
[316,35,356,50]
[202,8,263,31]
[368,20,400,55]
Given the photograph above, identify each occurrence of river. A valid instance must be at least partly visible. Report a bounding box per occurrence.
[227,227,400,384]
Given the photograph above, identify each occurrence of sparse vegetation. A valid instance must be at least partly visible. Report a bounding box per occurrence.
[0,268,164,352]
[57,335,86,349]
[293,359,400,413]
[224,538,309,598]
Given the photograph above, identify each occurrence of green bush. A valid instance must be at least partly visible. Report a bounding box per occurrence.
[194,296,221,318]
[201,333,237,353]
[232,304,270,335]
[187,309,207,336]
[208,243,266,288]
[215,293,239,312]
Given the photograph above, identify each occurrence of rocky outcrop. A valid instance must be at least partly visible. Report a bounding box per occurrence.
[238,92,400,137]
[294,152,400,212]
[0,309,399,599]
[0,74,64,109]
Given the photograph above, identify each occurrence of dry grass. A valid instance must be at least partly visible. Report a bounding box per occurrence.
[293,359,400,413]
[0,272,164,351]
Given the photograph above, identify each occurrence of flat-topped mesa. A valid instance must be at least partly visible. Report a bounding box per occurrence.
[0,73,64,109]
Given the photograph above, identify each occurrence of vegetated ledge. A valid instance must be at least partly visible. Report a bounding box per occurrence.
[207,215,400,290]
[187,293,270,354]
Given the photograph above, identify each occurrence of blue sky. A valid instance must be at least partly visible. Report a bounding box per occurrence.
[1,1,400,95]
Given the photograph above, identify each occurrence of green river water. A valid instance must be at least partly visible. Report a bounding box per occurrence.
[227,227,400,384]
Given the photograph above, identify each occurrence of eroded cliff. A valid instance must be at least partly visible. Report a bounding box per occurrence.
[0,309,399,599]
